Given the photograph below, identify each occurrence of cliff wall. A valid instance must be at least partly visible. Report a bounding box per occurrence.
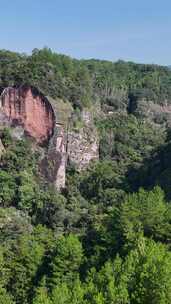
[67,111,99,170]
[0,86,55,144]
[0,87,99,190]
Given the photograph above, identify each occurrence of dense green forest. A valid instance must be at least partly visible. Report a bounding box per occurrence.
[1,47,171,109]
[1,48,171,303]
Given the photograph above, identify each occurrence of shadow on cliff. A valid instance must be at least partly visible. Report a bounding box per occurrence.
[126,130,171,201]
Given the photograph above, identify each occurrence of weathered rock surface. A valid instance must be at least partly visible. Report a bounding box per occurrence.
[0,86,55,144]
[67,111,99,170]
[0,138,5,157]
[41,123,66,190]
[0,87,99,190]
[129,98,171,126]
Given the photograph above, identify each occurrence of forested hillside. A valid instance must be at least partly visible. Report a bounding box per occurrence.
[1,47,171,107]
[1,48,171,303]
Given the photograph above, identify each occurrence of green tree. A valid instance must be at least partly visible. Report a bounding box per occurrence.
[0,286,15,304]
[33,286,52,304]
[118,187,171,244]
[49,234,83,287]
[0,171,16,206]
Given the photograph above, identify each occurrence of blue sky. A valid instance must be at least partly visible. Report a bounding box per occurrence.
[0,0,171,64]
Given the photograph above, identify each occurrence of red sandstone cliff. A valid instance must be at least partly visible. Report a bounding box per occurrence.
[0,86,99,191]
[0,86,55,144]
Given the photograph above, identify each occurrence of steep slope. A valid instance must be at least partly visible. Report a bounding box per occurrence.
[0,86,55,144]
[0,85,99,190]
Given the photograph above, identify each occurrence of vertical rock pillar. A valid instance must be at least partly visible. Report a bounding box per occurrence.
[55,123,66,190]
[47,122,66,190]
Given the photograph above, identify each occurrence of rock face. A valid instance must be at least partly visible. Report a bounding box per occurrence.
[68,130,99,170]
[129,98,171,126]
[0,87,99,190]
[67,111,99,170]
[0,139,5,157]
[0,85,65,188]
[0,86,55,144]
[41,123,66,190]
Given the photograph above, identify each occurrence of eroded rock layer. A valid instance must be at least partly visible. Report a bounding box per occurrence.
[0,86,55,144]
[0,87,99,191]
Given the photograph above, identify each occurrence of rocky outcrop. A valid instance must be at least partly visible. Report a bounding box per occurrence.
[41,123,66,190]
[67,111,99,170]
[0,87,99,190]
[0,86,55,144]
[0,139,5,157]
[0,86,68,190]
[130,99,171,126]
[68,130,99,170]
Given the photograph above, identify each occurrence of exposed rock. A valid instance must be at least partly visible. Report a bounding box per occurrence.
[0,86,55,144]
[0,138,5,157]
[0,85,66,190]
[0,87,99,190]
[54,123,66,190]
[67,130,99,170]
[67,110,99,170]
[132,99,171,126]
[41,123,66,190]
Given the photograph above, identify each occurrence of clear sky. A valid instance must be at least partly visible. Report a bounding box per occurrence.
[0,0,171,65]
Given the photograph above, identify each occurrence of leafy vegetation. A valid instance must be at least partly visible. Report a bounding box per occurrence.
[1,48,171,110]
[1,48,171,303]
